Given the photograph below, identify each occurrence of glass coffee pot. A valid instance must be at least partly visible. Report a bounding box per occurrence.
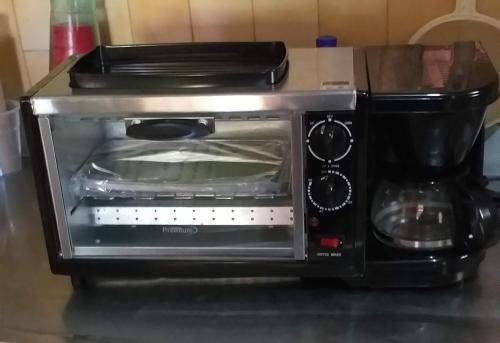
[372,181,455,250]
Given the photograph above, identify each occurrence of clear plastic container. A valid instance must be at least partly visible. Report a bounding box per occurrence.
[50,0,100,69]
[0,101,21,175]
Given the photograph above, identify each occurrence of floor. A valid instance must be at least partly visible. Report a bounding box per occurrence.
[0,166,499,343]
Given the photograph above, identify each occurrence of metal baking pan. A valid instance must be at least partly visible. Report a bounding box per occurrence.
[69,42,288,89]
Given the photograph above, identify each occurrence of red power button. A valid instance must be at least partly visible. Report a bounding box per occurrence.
[320,237,342,249]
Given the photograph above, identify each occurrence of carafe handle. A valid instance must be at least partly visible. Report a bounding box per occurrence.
[456,184,500,251]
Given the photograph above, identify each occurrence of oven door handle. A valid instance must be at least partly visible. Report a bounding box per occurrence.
[125,118,214,140]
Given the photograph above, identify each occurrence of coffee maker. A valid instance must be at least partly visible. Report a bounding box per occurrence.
[352,42,500,287]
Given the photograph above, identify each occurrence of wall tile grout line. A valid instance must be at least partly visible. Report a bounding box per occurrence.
[9,0,31,89]
[316,0,320,38]
[385,0,390,44]
[187,0,195,42]
[126,0,136,43]
[251,0,257,41]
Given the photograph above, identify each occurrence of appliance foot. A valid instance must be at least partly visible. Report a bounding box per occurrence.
[70,274,95,290]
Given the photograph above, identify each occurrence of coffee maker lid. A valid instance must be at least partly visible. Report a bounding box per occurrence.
[366,41,499,111]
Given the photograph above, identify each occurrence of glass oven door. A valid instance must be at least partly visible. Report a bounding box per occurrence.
[42,112,304,260]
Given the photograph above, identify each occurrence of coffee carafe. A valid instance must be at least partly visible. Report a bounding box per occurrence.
[366,42,500,252]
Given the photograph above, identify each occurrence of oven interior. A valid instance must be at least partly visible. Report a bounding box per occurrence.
[47,113,298,259]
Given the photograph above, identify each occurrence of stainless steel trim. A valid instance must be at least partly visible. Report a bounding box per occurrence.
[32,91,356,116]
[31,48,357,115]
[24,56,79,98]
[90,206,294,226]
[38,117,73,258]
[73,246,294,258]
[373,230,454,250]
[291,114,306,260]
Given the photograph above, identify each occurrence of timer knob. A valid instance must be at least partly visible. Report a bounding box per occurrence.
[308,172,352,211]
[307,120,352,162]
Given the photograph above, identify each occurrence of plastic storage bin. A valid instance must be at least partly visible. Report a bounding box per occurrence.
[0,101,21,175]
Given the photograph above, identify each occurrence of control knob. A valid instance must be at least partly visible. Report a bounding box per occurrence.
[307,119,352,162]
[308,172,352,211]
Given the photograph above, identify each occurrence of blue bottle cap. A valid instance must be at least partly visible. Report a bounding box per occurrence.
[316,35,337,48]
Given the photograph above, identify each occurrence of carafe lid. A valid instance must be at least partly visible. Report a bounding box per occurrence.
[366,41,499,112]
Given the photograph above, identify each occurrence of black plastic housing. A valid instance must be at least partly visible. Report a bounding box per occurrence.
[357,42,500,287]
[366,41,499,178]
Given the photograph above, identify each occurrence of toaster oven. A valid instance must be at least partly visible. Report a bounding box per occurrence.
[22,43,368,283]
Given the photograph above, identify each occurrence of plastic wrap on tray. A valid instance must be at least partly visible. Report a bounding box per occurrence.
[71,139,290,199]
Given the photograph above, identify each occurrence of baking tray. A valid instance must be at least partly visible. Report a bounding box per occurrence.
[71,139,291,200]
[69,42,288,89]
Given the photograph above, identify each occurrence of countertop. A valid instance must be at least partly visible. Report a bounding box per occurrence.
[1,166,499,343]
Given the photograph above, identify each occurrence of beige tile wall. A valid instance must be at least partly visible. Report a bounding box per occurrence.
[319,0,387,46]
[191,0,254,42]
[1,0,500,99]
[254,0,318,47]
[0,0,30,99]
[129,0,192,43]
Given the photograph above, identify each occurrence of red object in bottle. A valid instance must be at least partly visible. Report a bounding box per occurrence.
[51,24,95,69]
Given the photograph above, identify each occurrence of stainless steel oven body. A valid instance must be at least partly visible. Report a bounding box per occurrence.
[22,47,367,279]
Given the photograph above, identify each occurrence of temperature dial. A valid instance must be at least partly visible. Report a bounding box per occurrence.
[308,172,352,211]
[307,119,352,162]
